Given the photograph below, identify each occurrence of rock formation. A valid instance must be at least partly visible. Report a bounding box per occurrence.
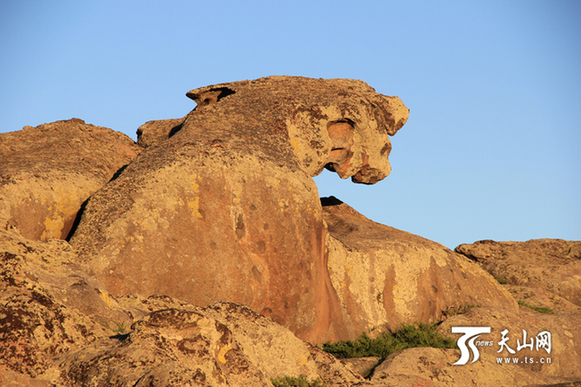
[367,346,567,387]
[0,229,361,386]
[68,76,410,343]
[0,118,141,240]
[437,306,581,381]
[1,76,580,386]
[322,199,517,333]
[456,239,581,308]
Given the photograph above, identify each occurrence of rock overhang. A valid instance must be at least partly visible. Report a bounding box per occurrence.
[181,75,410,184]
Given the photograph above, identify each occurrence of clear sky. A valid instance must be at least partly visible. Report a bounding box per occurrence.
[1,1,579,249]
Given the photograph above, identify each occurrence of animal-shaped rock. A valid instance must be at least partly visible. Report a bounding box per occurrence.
[69,76,408,343]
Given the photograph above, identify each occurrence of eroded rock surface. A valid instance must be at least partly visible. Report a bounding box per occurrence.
[136,117,184,148]
[0,229,121,384]
[0,118,141,240]
[456,239,581,307]
[3,224,579,386]
[137,76,409,182]
[322,199,518,333]
[3,77,580,386]
[0,228,362,386]
[69,76,409,343]
[59,307,270,386]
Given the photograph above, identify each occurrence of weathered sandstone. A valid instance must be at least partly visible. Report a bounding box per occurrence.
[69,76,409,343]
[322,199,518,333]
[367,347,566,387]
[504,285,581,314]
[136,117,184,148]
[0,228,362,386]
[2,225,579,386]
[0,118,141,240]
[456,239,581,307]
[58,305,361,387]
[3,76,580,386]
[0,229,121,384]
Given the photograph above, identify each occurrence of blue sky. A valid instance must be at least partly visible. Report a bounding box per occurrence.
[1,1,579,248]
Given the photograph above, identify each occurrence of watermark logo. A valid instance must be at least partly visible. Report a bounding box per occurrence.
[451,326,491,365]
[452,327,552,366]
[497,329,551,354]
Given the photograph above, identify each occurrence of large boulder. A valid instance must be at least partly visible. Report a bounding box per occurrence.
[136,117,184,148]
[59,301,362,387]
[322,199,518,333]
[69,76,409,343]
[455,239,581,307]
[0,118,141,240]
[0,229,362,386]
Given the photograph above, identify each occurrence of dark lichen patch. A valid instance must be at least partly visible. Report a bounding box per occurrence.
[177,336,211,356]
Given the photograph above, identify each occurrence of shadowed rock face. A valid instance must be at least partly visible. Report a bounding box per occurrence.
[69,76,409,343]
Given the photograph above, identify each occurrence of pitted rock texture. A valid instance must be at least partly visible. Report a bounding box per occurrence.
[140,75,409,183]
[60,308,270,386]
[0,118,141,240]
[115,298,363,386]
[322,200,518,333]
[2,226,579,386]
[70,76,409,343]
[202,302,362,386]
[5,77,579,386]
[455,239,581,307]
[70,149,336,342]
[0,229,119,384]
[58,302,363,387]
[0,228,363,386]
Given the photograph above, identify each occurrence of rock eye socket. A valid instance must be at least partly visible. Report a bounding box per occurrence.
[325,120,355,178]
[187,87,236,106]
